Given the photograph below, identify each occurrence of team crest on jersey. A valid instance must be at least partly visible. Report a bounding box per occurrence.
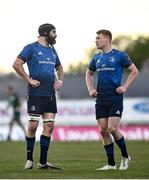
[51,52,56,59]
[101,64,106,67]
[38,51,44,55]
[108,57,115,62]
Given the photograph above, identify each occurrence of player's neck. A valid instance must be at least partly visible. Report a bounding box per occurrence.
[38,38,49,47]
[102,45,113,53]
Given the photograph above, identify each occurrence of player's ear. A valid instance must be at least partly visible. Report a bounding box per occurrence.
[105,37,109,43]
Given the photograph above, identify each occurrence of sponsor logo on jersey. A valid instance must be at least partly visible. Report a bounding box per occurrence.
[96,59,100,64]
[97,67,115,71]
[39,60,55,65]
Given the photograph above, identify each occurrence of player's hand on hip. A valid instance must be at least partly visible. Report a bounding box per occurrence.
[53,80,63,91]
[89,89,98,98]
[116,86,127,94]
[29,78,40,87]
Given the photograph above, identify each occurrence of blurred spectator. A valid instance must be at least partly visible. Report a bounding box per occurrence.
[6,86,26,140]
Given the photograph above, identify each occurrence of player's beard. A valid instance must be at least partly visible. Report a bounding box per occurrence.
[46,36,56,45]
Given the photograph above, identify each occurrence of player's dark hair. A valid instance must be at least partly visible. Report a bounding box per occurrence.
[96,29,112,41]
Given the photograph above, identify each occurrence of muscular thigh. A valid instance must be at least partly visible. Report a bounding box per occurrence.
[108,116,120,129]
[97,118,108,131]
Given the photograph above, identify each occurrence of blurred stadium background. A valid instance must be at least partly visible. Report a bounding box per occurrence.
[0,34,149,179]
[0,35,149,141]
[1,0,149,177]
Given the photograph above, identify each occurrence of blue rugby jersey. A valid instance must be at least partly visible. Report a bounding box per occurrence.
[88,49,132,99]
[18,42,61,96]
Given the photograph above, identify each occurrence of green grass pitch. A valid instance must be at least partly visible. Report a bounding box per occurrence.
[0,140,148,179]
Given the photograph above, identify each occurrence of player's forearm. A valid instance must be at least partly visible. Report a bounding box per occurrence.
[123,69,139,89]
[56,65,64,82]
[86,71,94,92]
[13,63,31,84]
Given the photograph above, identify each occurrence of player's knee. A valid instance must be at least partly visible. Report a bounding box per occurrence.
[27,114,40,135]
[108,126,117,134]
[28,123,38,134]
[43,122,54,136]
[100,128,108,137]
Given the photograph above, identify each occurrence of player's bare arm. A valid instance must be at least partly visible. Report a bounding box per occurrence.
[13,58,40,87]
[116,63,139,94]
[86,69,98,97]
[53,65,64,91]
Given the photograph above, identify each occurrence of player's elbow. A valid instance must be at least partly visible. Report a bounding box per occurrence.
[12,61,18,70]
[12,59,22,71]
[133,68,139,77]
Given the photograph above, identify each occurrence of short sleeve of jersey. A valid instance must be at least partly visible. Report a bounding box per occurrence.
[88,55,97,72]
[17,44,32,62]
[120,51,132,68]
[54,50,61,68]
